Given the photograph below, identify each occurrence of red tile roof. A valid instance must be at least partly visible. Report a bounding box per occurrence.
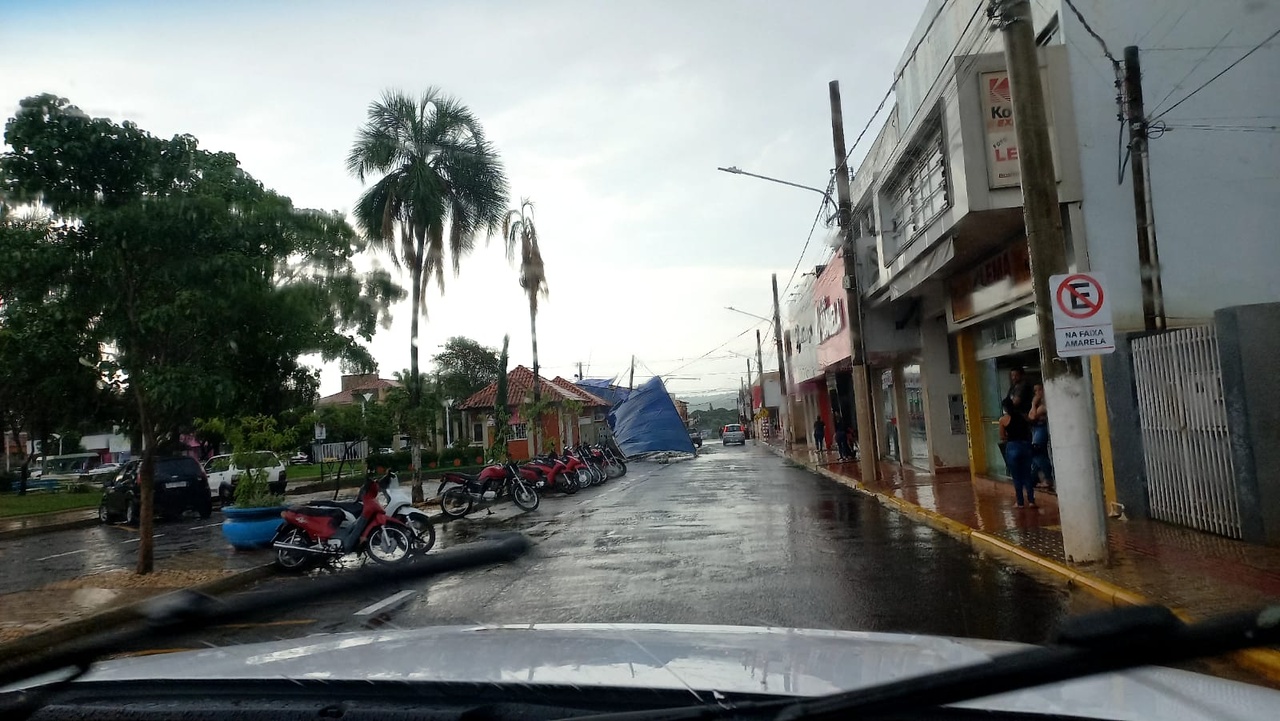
[457,366,610,410]
[316,378,401,406]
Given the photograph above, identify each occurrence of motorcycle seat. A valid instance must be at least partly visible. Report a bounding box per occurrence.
[305,499,363,517]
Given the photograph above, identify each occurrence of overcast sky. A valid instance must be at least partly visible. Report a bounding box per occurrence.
[1,0,928,399]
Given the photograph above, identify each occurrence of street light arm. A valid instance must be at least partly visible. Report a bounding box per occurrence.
[717,167,836,207]
[725,306,773,324]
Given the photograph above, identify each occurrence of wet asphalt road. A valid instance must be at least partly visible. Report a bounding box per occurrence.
[141,444,1106,654]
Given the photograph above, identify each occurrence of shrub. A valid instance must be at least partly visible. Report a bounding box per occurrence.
[232,468,283,508]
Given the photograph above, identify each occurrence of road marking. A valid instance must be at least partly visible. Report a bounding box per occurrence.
[122,534,165,544]
[36,549,87,561]
[354,589,415,617]
[189,523,221,530]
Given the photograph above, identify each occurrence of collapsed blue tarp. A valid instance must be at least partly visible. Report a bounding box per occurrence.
[575,378,631,406]
[607,376,695,457]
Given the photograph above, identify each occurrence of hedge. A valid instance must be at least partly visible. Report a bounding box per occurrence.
[365,446,488,471]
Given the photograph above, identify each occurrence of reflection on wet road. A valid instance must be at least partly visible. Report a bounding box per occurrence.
[185,445,1103,649]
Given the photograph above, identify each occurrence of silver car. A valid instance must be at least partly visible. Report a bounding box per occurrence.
[721,423,746,445]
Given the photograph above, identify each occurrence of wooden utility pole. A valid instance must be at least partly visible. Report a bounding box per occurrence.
[828,80,879,484]
[1123,45,1166,331]
[746,357,755,443]
[577,361,584,380]
[755,329,765,443]
[628,356,635,391]
[993,0,1106,562]
[771,273,793,448]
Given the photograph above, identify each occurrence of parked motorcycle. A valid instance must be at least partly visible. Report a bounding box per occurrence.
[271,472,415,572]
[596,442,628,479]
[522,454,580,495]
[437,462,540,519]
[378,469,436,554]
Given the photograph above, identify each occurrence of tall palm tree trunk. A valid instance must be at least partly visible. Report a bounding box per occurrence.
[529,304,541,455]
[409,262,424,503]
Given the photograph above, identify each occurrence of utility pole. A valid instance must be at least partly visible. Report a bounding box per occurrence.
[1123,45,1166,332]
[993,0,1106,562]
[577,361,584,380]
[771,273,793,449]
[755,329,765,443]
[628,356,635,391]
[746,357,755,443]
[828,79,879,484]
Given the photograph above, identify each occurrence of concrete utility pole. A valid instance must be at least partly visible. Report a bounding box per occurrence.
[771,273,793,449]
[992,0,1107,562]
[1123,45,1166,332]
[746,357,756,444]
[827,80,879,484]
[628,356,635,391]
[755,329,765,443]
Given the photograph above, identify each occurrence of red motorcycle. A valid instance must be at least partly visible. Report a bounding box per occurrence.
[271,472,415,572]
[522,453,581,494]
[438,462,540,518]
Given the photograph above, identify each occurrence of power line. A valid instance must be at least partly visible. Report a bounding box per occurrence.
[1154,26,1280,120]
[1063,0,1119,64]
[1149,30,1233,116]
[660,321,770,378]
[781,180,835,299]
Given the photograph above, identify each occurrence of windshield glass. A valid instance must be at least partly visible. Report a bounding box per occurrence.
[1,0,1277,716]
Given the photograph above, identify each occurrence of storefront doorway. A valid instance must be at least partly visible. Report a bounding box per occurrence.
[977,349,1041,479]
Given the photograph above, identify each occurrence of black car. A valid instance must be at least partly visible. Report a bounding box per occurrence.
[98,456,213,525]
[689,429,703,448]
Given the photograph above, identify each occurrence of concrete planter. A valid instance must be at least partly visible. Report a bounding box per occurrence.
[221,506,285,550]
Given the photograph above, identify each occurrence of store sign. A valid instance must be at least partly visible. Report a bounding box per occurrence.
[816,296,845,342]
[949,242,1032,323]
[981,69,1058,189]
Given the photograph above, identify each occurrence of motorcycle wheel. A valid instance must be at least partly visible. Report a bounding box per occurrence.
[576,468,593,491]
[273,526,318,573]
[592,464,608,485]
[511,480,540,511]
[397,512,437,554]
[366,524,413,564]
[607,459,626,479]
[560,474,580,494]
[439,487,473,519]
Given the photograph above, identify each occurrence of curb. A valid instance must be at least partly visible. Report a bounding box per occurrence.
[768,443,1280,683]
[0,516,98,540]
[0,563,276,664]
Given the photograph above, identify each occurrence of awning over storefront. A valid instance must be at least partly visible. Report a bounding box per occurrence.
[889,236,954,301]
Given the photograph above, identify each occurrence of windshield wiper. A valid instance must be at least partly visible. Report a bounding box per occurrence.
[567,604,1280,721]
[0,532,531,710]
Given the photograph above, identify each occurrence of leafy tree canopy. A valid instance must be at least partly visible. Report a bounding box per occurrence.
[0,94,404,572]
[431,336,502,404]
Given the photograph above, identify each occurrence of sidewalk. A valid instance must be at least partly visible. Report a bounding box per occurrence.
[0,507,98,538]
[767,440,1280,677]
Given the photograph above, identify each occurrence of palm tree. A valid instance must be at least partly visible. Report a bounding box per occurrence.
[503,199,548,453]
[347,89,508,491]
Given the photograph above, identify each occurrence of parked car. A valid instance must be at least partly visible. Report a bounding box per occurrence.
[98,456,212,525]
[688,429,702,448]
[205,451,288,503]
[288,451,309,465]
[86,462,121,482]
[721,424,746,445]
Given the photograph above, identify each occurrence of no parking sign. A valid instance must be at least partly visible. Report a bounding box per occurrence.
[1049,272,1115,357]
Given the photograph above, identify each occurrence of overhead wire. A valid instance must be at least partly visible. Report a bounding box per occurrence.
[1148,30,1233,116]
[1153,26,1280,121]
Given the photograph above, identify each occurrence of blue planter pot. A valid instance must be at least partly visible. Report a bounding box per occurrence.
[221,506,286,550]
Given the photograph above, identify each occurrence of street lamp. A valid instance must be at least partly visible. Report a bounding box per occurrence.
[443,398,455,447]
[716,166,836,209]
[724,306,772,324]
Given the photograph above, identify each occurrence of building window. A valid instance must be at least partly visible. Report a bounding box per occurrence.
[472,422,484,443]
[510,423,528,441]
[881,115,949,259]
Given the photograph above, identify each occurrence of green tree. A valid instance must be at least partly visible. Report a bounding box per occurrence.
[347,89,508,489]
[503,199,549,453]
[431,336,502,404]
[0,211,110,464]
[1,94,403,573]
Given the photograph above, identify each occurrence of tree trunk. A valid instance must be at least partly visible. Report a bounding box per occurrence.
[136,427,156,575]
[529,305,541,456]
[409,259,425,504]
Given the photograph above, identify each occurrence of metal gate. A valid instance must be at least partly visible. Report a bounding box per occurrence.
[1131,326,1240,538]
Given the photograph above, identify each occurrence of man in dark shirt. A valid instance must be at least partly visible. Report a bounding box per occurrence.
[1002,391,1035,508]
[1005,366,1033,417]
[813,417,826,454]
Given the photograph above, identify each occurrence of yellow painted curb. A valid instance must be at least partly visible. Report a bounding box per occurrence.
[771,443,1280,683]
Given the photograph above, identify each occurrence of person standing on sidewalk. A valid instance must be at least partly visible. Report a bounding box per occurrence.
[813,417,826,454]
[1001,394,1035,508]
[834,415,853,462]
[19,459,30,495]
[1029,383,1055,492]
[1005,366,1033,417]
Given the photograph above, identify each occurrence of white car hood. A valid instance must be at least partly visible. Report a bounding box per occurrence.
[81,623,1278,720]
